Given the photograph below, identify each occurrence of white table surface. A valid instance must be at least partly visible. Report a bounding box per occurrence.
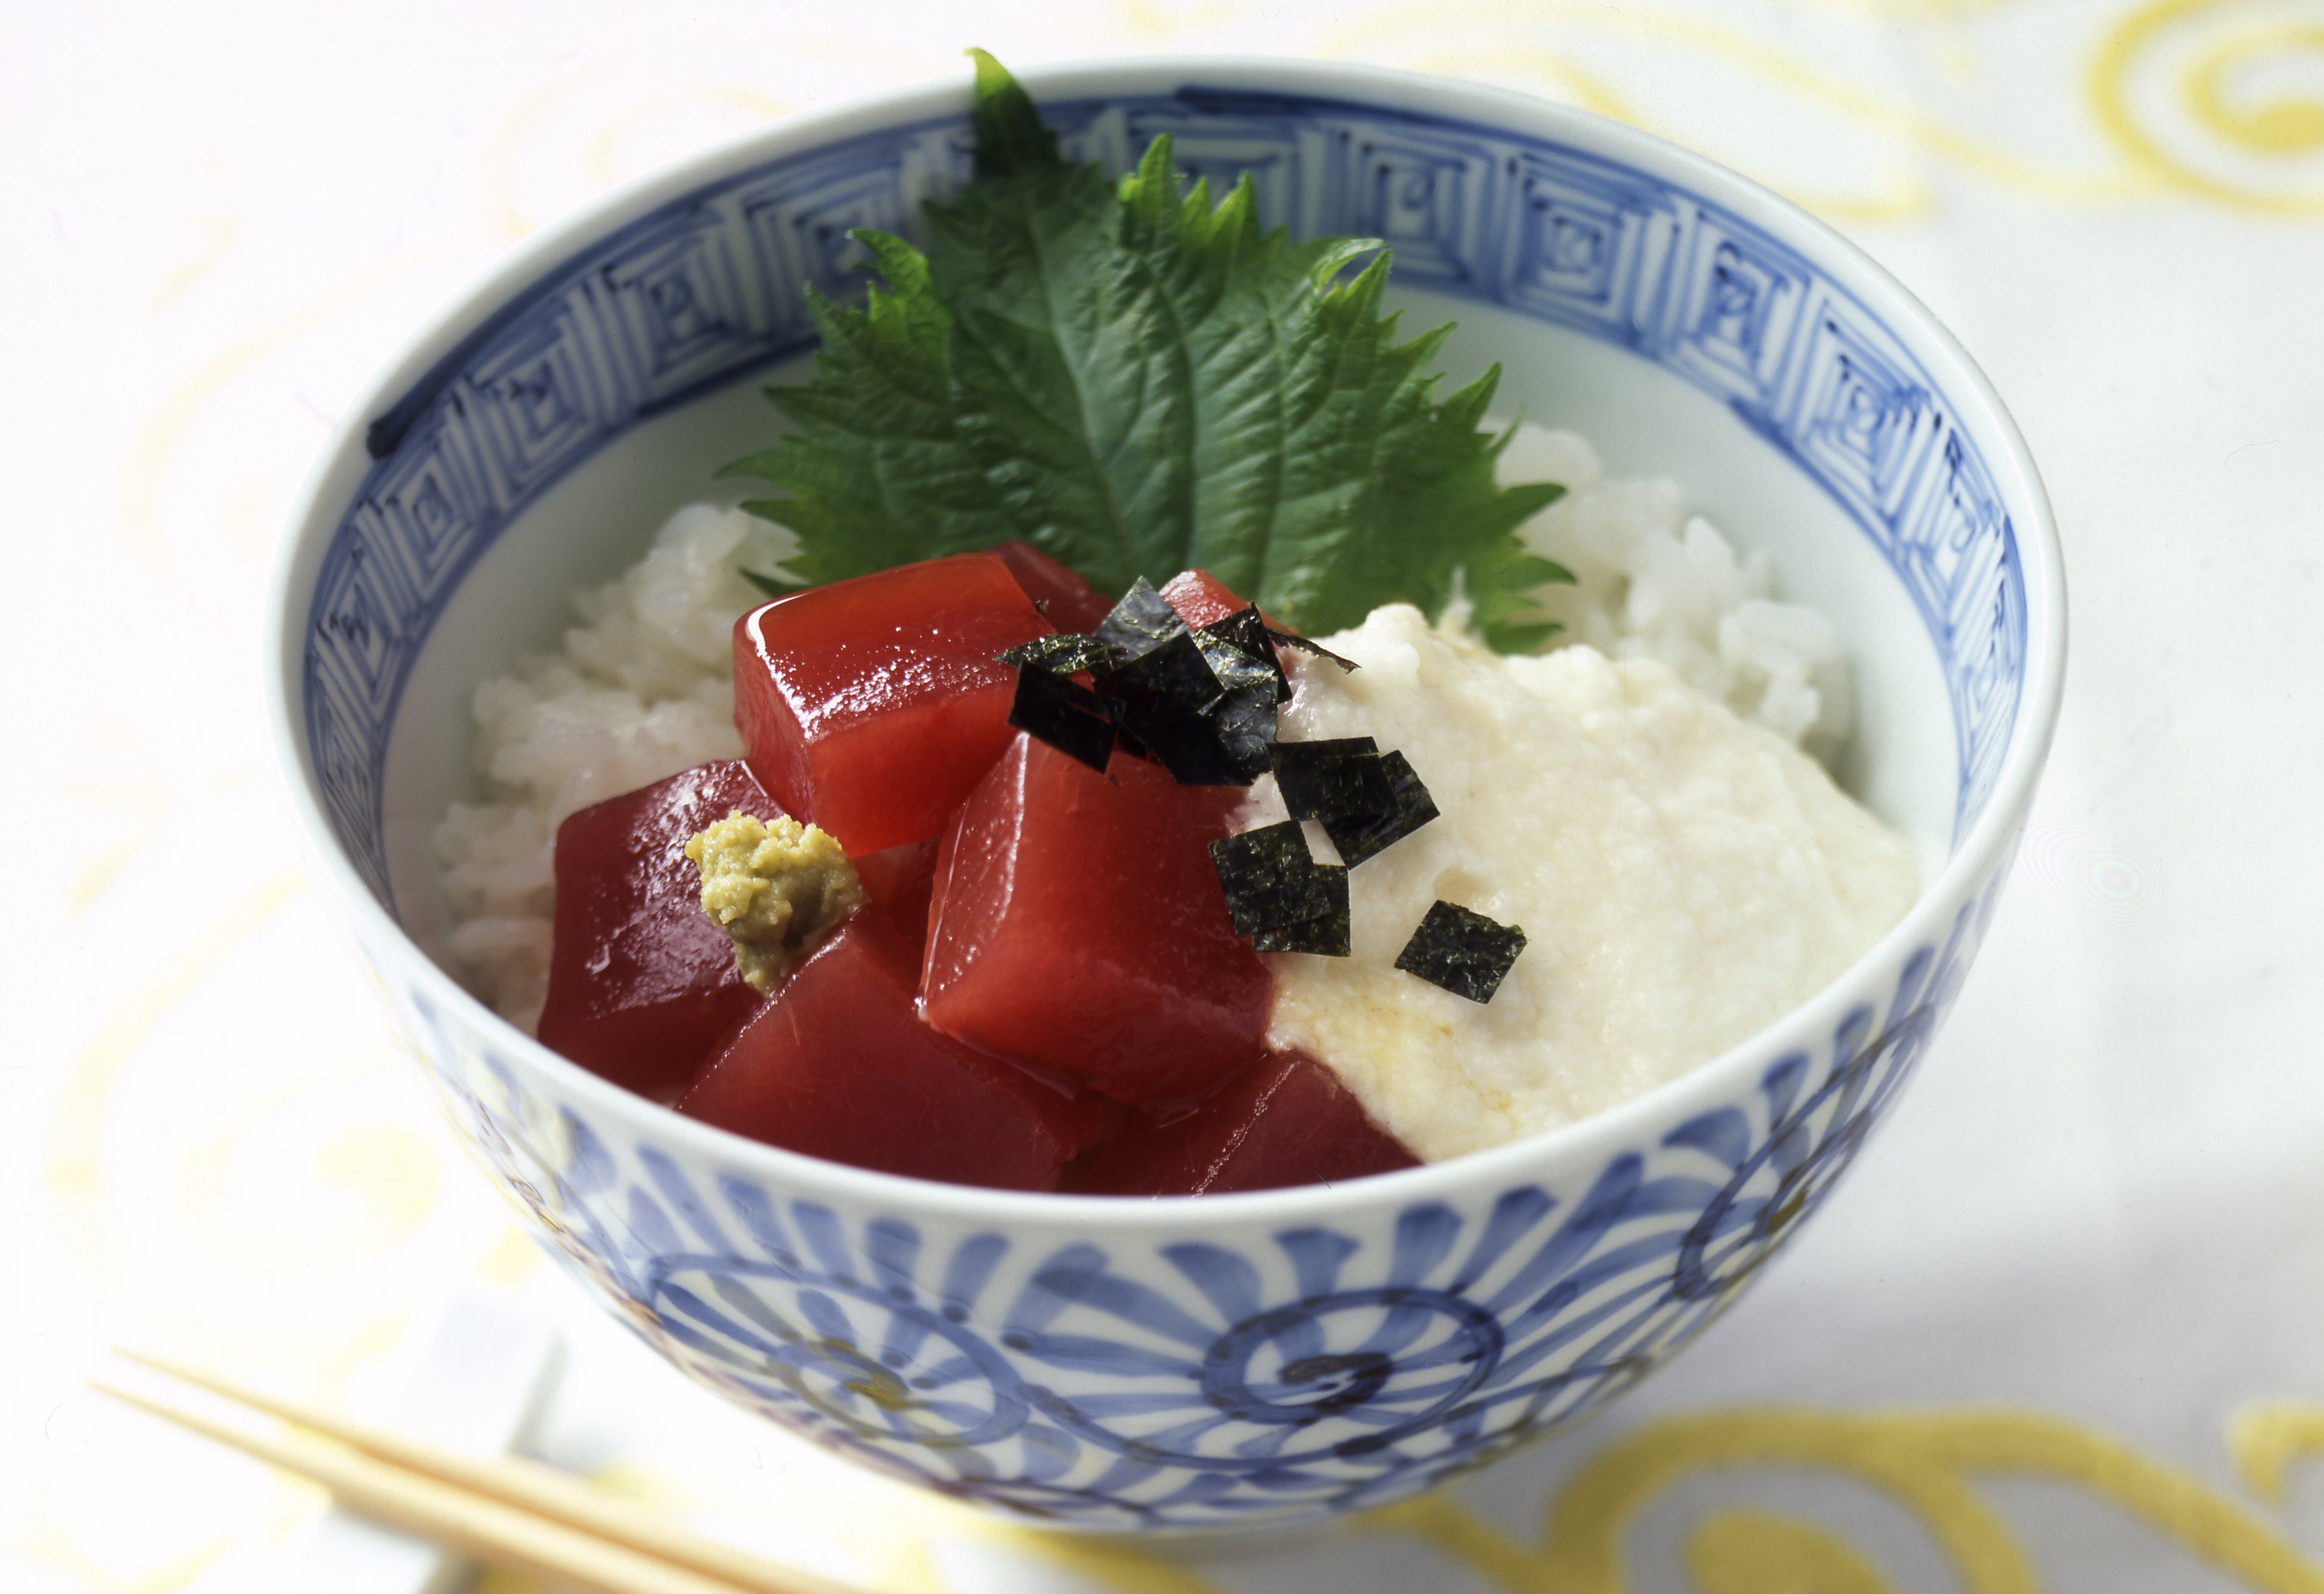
[7,2,2324,1590]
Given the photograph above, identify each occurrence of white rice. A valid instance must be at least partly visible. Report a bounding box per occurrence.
[435,428,1861,1031]
[1495,425,1856,763]
[434,504,794,1029]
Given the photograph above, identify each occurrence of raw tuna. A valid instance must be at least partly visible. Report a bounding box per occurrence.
[732,552,1051,855]
[1156,568,1287,632]
[1071,1049,1419,1196]
[677,892,1106,1189]
[991,539,1115,632]
[851,837,939,954]
[536,761,779,1100]
[921,733,1271,1105]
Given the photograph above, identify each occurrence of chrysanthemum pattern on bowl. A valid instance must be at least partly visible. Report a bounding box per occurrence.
[304,86,2026,908]
[382,866,2002,1530]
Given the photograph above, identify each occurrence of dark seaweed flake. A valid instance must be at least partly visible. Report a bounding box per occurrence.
[1099,633,1246,785]
[1395,901,1526,1002]
[1080,580,1282,786]
[1209,824,1318,933]
[1323,751,1438,867]
[1270,737,1385,821]
[1254,888,1350,956]
[1208,821,1351,956]
[1193,631,1282,781]
[1007,666,1115,771]
[1093,578,1188,662]
[999,632,1109,675]
[1266,740,1435,866]
[1206,690,1280,783]
[1199,607,1292,703]
[1267,627,1358,673]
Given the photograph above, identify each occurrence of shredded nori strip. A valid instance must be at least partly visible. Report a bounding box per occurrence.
[1256,898,1351,957]
[999,578,1475,965]
[1271,737,1386,821]
[1395,901,1526,1002]
[1324,750,1438,867]
[1093,578,1187,662]
[1268,739,1436,866]
[1199,606,1292,703]
[1071,578,1278,786]
[999,632,1109,675]
[1008,665,1115,771]
[997,584,1345,792]
[1100,631,1247,784]
[1210,824,1336,934]
[1208,821,1351,956]
[1267,627,1358,673]
[1192,638,1282,782]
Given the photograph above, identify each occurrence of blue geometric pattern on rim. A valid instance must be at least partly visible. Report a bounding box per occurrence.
[302,85,2027,908]
[395,864,2002,1530]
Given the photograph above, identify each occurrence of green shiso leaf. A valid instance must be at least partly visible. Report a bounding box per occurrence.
[721,48,1572,644]
[737,567,800,600]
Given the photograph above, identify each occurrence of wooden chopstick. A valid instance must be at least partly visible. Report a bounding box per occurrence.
[92,1355,854,1594]
[112,1347,843,1594]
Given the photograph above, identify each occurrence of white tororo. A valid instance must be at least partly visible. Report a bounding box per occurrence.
[1242,604,1920,1164]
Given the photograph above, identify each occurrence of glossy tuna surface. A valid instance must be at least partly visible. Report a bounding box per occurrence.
[732,552,1051,855]
[922,734,1271,1106]
[537,761,780,1099]
[274,59,2062,1536]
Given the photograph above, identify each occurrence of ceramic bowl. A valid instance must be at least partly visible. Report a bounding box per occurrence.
[267,57,2064,1534]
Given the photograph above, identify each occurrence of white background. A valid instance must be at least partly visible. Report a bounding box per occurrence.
[7,2,2324,1590]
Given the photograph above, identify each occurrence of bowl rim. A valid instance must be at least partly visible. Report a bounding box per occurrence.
[267,51,2067,1229]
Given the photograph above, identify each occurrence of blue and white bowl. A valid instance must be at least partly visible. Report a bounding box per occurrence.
[267,58,2064,1534]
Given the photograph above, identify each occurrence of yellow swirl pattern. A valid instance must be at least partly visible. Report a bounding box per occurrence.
[23,7,2324,1590]
[1366,1422,2324,1589]
[2233,1402,2324,1503]
[2189,25,2324,151]
[1333,0,2324,219]
[970,1406,2324,1594]
[2093,0,2324,212]
[1328,2,2150,219]
[1685,1510,1895,1594]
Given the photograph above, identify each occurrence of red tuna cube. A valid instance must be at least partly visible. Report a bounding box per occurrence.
[921,733,1271,1105]
[732,553,1051,855]
[851,837,939,954]
[537,761,780,1100]
[1156,568,1288,632]
[1071,1050,1419,1196]
[677,896,1105,1190]
[989,539,1116,633]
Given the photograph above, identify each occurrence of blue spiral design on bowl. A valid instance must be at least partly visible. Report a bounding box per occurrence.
[303,83,2026,913]
[391,875,2001,1530]
[325,79,2036,1531]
